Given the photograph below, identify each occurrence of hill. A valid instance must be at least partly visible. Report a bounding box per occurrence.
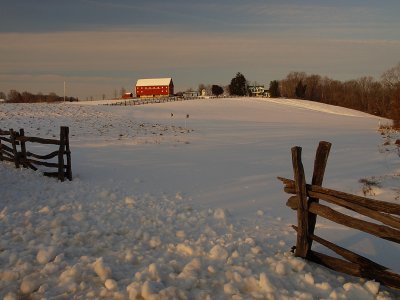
[1,98,399,299]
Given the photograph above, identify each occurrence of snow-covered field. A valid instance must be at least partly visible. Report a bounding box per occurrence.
[1,98,399,299]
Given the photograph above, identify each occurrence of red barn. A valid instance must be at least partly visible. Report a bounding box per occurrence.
[135,78,174,98]
[122,92,133,99]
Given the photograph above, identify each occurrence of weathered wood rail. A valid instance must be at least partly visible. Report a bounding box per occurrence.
[0,126,72,181]
[278,141,400,289]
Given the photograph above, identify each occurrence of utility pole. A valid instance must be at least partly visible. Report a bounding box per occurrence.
[64,81,66,102]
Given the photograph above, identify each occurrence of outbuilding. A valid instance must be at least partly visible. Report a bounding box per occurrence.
[248,85,265,97]
[122,92,133,99]
[135,78,174,98]
[183,91,199,98]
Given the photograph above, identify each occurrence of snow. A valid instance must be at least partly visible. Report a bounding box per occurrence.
[1,98,400,299]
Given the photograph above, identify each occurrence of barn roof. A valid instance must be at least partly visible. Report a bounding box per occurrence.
[136,78,173,87]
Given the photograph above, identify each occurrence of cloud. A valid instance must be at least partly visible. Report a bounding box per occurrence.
[0,30,279,73]
[1,29,399,98]
[1,1,399,98]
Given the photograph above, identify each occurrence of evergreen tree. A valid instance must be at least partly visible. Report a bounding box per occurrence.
[269,80,280,98]
[229,72,248,96]
[211,85,224,97]
[295,80,307,99]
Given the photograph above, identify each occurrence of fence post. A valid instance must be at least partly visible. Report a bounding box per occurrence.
[63,126,72,181]
[10,129,20,168]
[19,128,28,168]
[308,141,331,248]
[291,146,310,258]
[58,127,66,181]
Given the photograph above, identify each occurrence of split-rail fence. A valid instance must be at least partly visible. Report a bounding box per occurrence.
[0,126,72,181]
[278,141,400,290]
[104,96,222,106]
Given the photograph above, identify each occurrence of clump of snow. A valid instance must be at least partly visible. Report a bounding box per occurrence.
[209,244,229,260]
[343,282,375,300]
[176,243,194,256]
[36,246,57,264]
[365,281,380,295]
[124,196,136,206]
[20,275,41,294]
[93,258,112,282]
[104,278,118,290]
[213,208,229,220]
[275,261,287,275]
[176,230,186,239]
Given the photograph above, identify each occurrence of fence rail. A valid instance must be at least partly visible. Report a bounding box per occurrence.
[278,141,400,289]
[0,126,72,181]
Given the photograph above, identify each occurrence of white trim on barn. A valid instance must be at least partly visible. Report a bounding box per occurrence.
[136,78,172,87]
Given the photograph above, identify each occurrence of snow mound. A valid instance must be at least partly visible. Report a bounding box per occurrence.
[1,163,397,299]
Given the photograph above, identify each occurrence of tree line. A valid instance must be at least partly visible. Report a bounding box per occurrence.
[276,63,400,127]
[225,63,400,127]
[0,90,78,103]
[2,63,399,127]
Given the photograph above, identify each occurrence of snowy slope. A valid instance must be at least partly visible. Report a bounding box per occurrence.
[0,98,399,299]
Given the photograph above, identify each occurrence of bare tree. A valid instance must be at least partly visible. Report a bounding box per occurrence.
[198,83,206,93]
[7,90,22,102]
[392,84,400,128]
[381,62,400,88]
[356,76,375,111]
[381,63,400,124]
[223,85,230,96]
[280,72,307,98]
[304,74,321,101]
[197,84,212,96]
[120,87,126,97]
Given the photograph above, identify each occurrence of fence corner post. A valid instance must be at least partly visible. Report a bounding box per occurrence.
[308,141,331,248]
[291,146,310,258]
[19,128,27,168]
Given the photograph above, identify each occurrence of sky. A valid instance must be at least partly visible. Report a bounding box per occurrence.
[1,0,400,99]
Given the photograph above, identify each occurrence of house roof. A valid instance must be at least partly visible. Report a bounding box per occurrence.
[136,78,173,87]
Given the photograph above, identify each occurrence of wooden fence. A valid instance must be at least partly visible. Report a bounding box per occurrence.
[0,126,72,181]
[105,96,191,106]
[104,95,222,106]
[278,141,400,289]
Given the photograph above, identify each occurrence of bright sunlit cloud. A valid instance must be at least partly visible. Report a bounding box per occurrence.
[1,1,399,98]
